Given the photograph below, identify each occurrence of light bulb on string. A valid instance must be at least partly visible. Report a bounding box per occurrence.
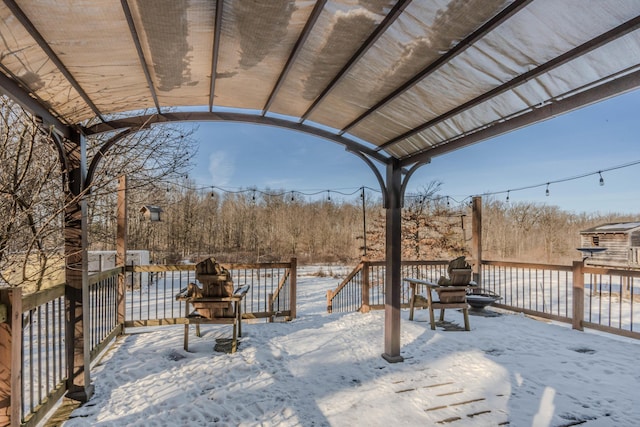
[446,196,450,208]
[327,190,331,201]
[290,191,295,202]
[599,171,604,186]
[506,190,510,202]
[545,183,550,197]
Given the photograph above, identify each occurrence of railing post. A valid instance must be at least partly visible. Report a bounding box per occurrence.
[268,293,274,323]
[0,287,22,427]
[360,260,370,313]
[572,261,584,331]
[116,175,127,333]
[289,257,297,320]
[471,196,482,287]
[326,290,333,313]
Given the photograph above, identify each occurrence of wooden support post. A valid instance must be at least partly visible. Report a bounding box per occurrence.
[621,276,630,300]
[360,259,370,313]
[184,299,189,350]
[326,290,333,313]
[289,257,297,320]
[572,261,585,331]
[382,161,403,363]
[268,293,274,323]
[63,131,93,402]
[0,288,22,427]
[116,176,127,333]
[471,196,482,287]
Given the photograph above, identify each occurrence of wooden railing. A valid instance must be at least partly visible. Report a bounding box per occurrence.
[482,261,640,339]
[481,261,574,323]
[328,259,640,340]
[17,284,67,427]
[124,258,297,327]
[327,260,449,313]
[0,266,123,427]
[0,258,297,427]
[88,268,122,360]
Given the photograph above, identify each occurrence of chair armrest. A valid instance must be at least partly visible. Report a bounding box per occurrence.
[234,285,250,297]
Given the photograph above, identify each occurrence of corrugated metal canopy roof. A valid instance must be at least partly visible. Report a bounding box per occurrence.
[1,0,640,166]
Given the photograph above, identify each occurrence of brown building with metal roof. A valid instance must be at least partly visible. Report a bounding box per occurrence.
[580,222,640,268]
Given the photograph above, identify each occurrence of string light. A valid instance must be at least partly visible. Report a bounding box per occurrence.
[475,159,640,201]
[159,158,639,207]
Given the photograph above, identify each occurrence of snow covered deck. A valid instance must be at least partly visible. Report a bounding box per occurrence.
[60,269,640,426]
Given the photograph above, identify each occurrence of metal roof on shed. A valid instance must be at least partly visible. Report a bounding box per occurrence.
[581,222,640,234]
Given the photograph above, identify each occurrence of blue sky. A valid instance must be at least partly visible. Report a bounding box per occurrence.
[189,89,640,215]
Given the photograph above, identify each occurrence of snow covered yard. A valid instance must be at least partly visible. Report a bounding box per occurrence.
[62,270,640,426]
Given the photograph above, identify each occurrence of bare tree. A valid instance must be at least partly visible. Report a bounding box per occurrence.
[0,95,67,290]
[86,120,197,252]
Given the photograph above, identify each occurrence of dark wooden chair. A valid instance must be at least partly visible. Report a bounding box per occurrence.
[176,285,250,353]
[405,278,475,331]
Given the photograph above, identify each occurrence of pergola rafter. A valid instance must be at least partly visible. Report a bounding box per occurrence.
[208,0,224,111]
[299,0,413,123]
[382,14,640,154]
[120,0,161,114]
[339,0,534,138]
[262,0,327,115]
[3,0,106,123]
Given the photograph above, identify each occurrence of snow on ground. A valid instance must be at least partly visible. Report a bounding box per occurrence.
[63,268,640,426]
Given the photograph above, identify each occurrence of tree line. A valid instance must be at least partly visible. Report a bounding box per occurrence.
[90,179,639,267]
[2,94,638,291]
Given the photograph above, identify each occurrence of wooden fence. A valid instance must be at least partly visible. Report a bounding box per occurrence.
[327,260,450,313]
[0,259,296,427]
[328,259,640,340]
